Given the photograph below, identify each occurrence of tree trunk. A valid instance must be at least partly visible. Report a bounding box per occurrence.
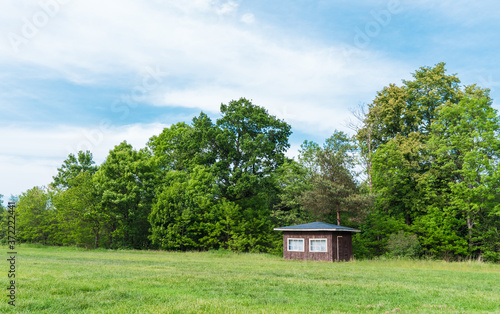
[466,196,474,254]
[337,203,341,226]
[368,128,372,194]
[94,229,99,249]
[467,215,473,253]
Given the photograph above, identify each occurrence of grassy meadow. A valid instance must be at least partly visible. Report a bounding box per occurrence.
[1,245,499,313]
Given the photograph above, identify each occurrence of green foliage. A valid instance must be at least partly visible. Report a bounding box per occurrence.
[12,76,500,263]
[357,62,499,261]
[386,231,422,258]
[371,133,427,225]
[416,97,500,259]
[0,195,7,241]
[94,142,156,249]
[16,186,55,244]
[149,166,277,252]
[52,150,97,189]
[413,206,468,259]
[51,171,105,248]
[271,160,312,227]
[353,211,406,258]
[298,140,321,175]
[149,166,225,250]
[361,62,464,148]
[225,193,276,252]
[148,98,291,252]
[38,151,111,249]
[147,122,212,171]
[213,98,292,202]
[299,131,371,226]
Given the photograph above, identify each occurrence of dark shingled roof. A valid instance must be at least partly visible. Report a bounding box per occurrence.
[273,222,360,232]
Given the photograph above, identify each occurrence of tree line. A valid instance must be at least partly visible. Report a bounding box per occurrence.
[2,63,499,262]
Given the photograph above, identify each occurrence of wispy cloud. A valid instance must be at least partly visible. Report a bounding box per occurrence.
[1,0,410,131]
[0,123,168,198]
[240,13,255,24]
[1,0,498,200]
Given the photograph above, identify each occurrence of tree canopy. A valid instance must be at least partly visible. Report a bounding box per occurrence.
[354,63,499,261]
[9,65,500,262]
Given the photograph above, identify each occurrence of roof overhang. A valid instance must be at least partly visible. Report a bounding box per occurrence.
[273,228,360,232]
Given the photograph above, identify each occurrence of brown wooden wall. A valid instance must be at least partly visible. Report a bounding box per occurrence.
[282,231,353,262]
[335,232,353,262]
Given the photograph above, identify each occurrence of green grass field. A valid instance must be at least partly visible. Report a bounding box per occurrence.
[1,245,499,313]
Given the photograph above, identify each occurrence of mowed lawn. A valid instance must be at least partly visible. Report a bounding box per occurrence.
[2,246,500,313]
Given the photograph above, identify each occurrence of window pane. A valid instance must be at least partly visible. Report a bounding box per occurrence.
[288,239,304,251]
[310,239,327,252]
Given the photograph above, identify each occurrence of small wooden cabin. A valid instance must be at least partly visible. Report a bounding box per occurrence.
[274,222,360,262]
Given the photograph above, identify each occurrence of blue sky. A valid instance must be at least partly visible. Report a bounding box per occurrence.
[1,0,500,202]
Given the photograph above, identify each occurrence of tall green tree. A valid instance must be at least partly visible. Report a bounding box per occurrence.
[52,151,98,189]
[148,98,291,252]
[371,132,427,225]
[357,63,489,197]
[415,97,500,260]
[94,142,156,249]
[52,172,105,248]
[212,98,292,202]
[300,131,370,226]
[149,166,225,250]
[271,160,312,227]
[361,63,491,226]
[147,121,216,171]
[355,63,497,260]
[361,63,464,147]
[16,187,55,244]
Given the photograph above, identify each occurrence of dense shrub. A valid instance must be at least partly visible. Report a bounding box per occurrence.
[387,231,421,258]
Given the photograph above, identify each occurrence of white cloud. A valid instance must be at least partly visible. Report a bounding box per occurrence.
[0,0,418,199]
[215,1,238,15]
[0,1,417,126]
[0,123,168,199]
[0,1,407,93]
[154,41,409,134]
[0,154,57,200]
[241,13,255,24]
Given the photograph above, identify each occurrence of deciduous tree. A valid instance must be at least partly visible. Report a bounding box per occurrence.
[16,187,55,244]
[52,172,105,248]
[300,131,369,226]
[94,142,156,249]
[149,166,224,250]
[52,151,97,189]
[416,97,500,260]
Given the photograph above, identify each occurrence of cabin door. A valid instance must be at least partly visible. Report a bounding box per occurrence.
[336,235,350,261]
[336,236,342,261]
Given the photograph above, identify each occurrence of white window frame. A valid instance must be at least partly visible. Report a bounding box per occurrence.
[287,238,305,252]
[309,238,328,252]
